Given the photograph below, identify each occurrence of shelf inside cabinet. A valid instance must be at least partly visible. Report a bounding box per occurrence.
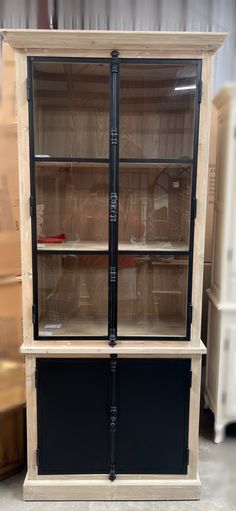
[37,241,109,253]
[37,240,189,253]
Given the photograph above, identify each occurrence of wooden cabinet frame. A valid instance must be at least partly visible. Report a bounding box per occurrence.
[2,29,226,500]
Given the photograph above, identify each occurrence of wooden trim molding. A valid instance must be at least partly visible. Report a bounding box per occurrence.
[23,472,201,500]
[20,340,207,356]
[2,29,227,54]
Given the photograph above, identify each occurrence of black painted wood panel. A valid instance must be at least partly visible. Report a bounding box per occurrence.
[116,358,191,474]
[37,358,109,475]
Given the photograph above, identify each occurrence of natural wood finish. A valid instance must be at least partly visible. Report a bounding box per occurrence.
[22,352,202,500]
[37,241,188,252]
[23,472,201,500]
[2,29,227,53]
[6,30,223,501]
[20,340,206,355]
[25,356,37,479]
[15,51,33,346]
[0,359,25,413]
[0,407,25,480]
[188,357,202,478]
[191,54,213,345]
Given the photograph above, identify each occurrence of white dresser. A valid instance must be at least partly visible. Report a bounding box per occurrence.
[205,84,236,443]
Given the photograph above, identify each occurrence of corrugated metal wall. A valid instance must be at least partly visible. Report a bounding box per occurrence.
[0,0,236,92]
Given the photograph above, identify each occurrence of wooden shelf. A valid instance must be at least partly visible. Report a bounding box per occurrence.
[37,315,187,338]
[20,339,206,356]
[37,241,189,253]
[37,241,108,252]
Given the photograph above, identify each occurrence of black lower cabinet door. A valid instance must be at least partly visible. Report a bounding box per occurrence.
[116,358,191,475]
[36,358,109,475]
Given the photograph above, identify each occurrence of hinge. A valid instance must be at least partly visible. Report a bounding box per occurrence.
[109,193,118,222]
[189,304,193,324]
[36,448,40,466]
[35,367,38,389]
[197,81,202,103]
[29,196,34,217]
[26,78,31,102]
[192,197,197,220]
[188,370,192,389]
[109,328,117,347]
[185,447,190,467]
[32,304,36,324]
[109,266,117,283]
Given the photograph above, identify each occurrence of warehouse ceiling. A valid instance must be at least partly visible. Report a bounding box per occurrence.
[0,0,235,92]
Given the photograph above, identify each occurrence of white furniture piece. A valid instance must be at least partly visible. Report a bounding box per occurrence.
[205,84,236,443]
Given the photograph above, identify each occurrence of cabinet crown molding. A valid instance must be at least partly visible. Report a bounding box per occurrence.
[1,29,227,54]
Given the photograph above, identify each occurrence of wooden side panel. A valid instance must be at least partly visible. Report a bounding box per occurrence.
[188,356,202,479]
[15,52,33,345]
[191,54,213,345]
[25,356,37,479]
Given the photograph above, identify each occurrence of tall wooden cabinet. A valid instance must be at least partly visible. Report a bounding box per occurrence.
[2,30,226,500]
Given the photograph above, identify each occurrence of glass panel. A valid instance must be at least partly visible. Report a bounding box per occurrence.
[33,62,109,158]
[119,163,191,251]
[117,255,188,337]
[38,254,108,337]
[120,64,197,159]
[36,163,109,250]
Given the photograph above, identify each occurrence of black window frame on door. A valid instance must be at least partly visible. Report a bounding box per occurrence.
[27,55,202,342]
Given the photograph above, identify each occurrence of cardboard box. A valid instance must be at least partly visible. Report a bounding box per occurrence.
[0,43,21,277]
[0,42,17,124]
[0,280,23,361]
[0,407,25,480]
[204,105,217,263]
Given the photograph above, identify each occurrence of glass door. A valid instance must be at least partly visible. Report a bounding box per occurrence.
[29,57,201,341]
[29,58,110,338]
[117,61,201,339]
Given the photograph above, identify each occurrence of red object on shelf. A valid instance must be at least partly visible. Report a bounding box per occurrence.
[37,233,65,244]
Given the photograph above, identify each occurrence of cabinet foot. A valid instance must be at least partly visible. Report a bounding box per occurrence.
[214,424,225,444]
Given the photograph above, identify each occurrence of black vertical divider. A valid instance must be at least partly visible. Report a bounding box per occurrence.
[186,61,202,339]
[108,50,120,347]
[109,354,118,481]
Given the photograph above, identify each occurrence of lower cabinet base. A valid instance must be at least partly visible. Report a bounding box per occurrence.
[23,473,201,501]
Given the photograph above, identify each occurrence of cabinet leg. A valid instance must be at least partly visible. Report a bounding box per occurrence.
[214,424,225,444]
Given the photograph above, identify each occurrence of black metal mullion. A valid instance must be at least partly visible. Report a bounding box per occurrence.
[186,61,202,339]
[28,57,39,339]
[109,354,118,481]
[120,158,193,165]
[108,50,120,347]
[35,157,109,164]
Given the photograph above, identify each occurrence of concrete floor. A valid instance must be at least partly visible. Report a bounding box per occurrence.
[1,409,236,511]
